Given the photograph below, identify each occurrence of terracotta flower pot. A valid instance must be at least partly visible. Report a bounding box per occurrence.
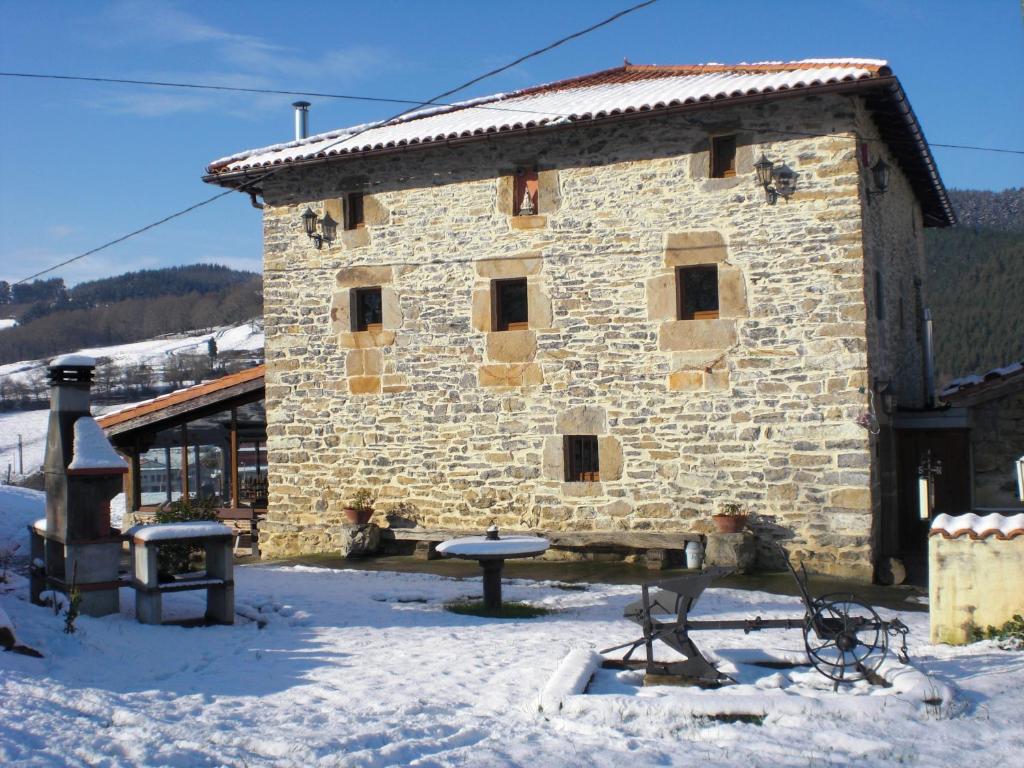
[344,507,374,525]
[712,514,747,533]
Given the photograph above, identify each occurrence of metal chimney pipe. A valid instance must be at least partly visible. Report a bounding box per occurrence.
[923,308,936,407]
[292,101,310,140]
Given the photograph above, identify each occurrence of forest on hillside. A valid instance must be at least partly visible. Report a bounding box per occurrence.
[0,265,261,364]
[926,188,1023,382]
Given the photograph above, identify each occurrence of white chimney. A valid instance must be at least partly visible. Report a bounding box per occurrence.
[292,101,310,140]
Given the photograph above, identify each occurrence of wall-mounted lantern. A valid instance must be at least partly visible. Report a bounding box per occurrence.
[302,207,337,249]
[754,155,798,204]
[867,158,891,202]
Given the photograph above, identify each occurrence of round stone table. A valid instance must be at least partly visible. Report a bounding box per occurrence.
[436,526,550,611]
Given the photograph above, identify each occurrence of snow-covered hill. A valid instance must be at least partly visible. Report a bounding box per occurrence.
[0,321,264,479]
[0,320,263,384]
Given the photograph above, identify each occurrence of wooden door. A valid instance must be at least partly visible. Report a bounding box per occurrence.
[896,429,971,553]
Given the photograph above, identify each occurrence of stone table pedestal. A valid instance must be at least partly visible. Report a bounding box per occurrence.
[704,531,756,574]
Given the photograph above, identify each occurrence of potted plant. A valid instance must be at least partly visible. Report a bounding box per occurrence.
[344,488,376,525]
[712,502,748,533]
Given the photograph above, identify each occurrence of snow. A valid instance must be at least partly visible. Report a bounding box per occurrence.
[125,521,233,542]
[49,353,96,367]
[3,492,1024,766]
[0,320,264,388]
[31,518,46,534]
[67,416,128,472]
[930,511,1024,539]
[0,318,16,330]
[0,485,44,546]
[437,534,550,557]
[211,61,885,173]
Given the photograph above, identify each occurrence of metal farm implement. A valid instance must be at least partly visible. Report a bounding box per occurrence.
[602,556,910,688]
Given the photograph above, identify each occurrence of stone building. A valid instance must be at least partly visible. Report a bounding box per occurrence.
[203,61,955,580]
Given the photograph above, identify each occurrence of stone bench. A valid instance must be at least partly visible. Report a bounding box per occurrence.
[125,522,235,625]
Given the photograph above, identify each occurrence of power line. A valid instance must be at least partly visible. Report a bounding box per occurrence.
[4,69,1023,157]
[8,0,659,287]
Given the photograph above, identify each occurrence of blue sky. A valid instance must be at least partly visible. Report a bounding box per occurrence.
[0,0,1021,286]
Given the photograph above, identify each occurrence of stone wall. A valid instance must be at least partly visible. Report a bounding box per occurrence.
[256,94,923,579]
[970,390,1024,508]
[930,532,1024,643]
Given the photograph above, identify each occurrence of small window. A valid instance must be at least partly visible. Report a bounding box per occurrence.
[710,135,737,178]
[564,435,600,482]
[677,266,719,320]
[513,168,539,216]
[492,278,528,331]
[345,192,364,230]
[353,287,383,332]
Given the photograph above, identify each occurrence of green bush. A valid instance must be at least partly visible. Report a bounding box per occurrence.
[968,614,1024,649]
[152,498,220,578]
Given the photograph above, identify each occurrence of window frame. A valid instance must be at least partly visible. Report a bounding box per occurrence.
[563,434,600,483]
[676,265,720,321]
[345,192,365,231]
[353,286,383,332]
[710,134,738,179]
[492,277,529,332]
[512,167,539,216]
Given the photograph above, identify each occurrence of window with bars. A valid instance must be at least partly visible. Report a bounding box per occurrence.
[492,277,529,331]
[677,265,719,320]
[564,435,600,482]
[353,287,383,332]
[345,192,364,230]
[512,168,539,216]
[710,135,737,178]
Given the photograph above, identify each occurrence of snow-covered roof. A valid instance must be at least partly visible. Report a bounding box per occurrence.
[208,61,888,173]
[67,416,128,473]
[50,354,96,368]
[930,512,1024,540]
[941,361,1024,404]
[204,60,953,226]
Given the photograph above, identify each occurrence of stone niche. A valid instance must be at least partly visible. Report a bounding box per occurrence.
[496,166,561,230]
[472,251,553,388]
[541,405,623,497]
[330,265,408,395]
[647,230,747,392]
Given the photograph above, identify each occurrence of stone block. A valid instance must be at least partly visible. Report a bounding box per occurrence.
[363,194,390,226]
[665,231,728,267]
[717,266,747,318]
[659,319,737,351]
[339,330,396,349]
[381,287,403,330]
[510,215,547,230]
[486,330,536,362]
[471,289,491,332]
[668,370,704,391]
[542,435,565,481]
[341,523,381,558]
[349,376,381,395]
[537,169,561,213]
[527,284,553,329]
[414,540,441,560]
[705,532,756,574]
[346,349,382,377]
[557,405,606,435]
[598,436,623,481]
[829,487,871,509]
[704,368,730,391]
[475,252,542,278]
[335,265,393,288]
[646,272,677,320]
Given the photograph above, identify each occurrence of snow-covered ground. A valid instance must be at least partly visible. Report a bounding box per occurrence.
[2,487,1022,767]
[0,321,264,383]
[0,319,16,331]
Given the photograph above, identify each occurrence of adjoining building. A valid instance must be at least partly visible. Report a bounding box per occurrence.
[203,61,955,580]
